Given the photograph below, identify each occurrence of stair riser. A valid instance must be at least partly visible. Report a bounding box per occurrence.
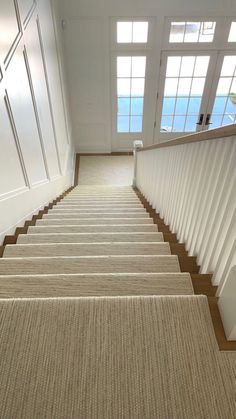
[36,218,153,226]
[28,225,158,234]
[65,198,138,201]
[0,275,193,297]
[48,208,146,213]
[0,256,180,275]
[62,198,139,201]
[17,233,164,244]
[66,194,137,198]
[43,213,149,218]
[4,243,170,258]
[55,204,143,208]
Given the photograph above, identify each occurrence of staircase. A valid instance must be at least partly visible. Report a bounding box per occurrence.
[0,185,235,418]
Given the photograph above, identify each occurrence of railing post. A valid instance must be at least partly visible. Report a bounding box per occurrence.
[133,140,143,187]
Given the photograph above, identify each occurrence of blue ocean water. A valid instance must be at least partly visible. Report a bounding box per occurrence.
[117,97,143,133]
[117,95,236,133]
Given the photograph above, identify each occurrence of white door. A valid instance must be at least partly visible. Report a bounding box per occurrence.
[204,53,236,129]
[154,51,218,141]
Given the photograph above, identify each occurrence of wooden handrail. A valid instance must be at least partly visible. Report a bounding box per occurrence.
[138,124,236,152]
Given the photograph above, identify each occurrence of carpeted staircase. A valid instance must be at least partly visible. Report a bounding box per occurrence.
[0,185,235,418]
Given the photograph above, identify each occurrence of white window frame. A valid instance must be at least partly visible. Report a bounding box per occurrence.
[110,17,155,148]
[110,17,156,51]
[162,17,223,51]
[155,50,219,141]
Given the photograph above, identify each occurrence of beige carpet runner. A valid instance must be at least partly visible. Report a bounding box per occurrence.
[0,185,235,418]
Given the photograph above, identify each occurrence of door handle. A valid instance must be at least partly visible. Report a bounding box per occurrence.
[205,113,212,125]
[196,113,204,125]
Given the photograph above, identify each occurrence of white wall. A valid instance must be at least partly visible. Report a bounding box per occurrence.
[0,0,75,245]
[58,0,236,153]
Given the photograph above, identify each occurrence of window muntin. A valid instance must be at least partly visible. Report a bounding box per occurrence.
[117,22,149,44]
[211,56,236,128]
[117,56,146,133]
[169,21,216,43]
[160,55,210,133]
[228,22,236,42]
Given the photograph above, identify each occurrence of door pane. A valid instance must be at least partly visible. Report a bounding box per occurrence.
[131,78,145,96]
[162,97,176,114]
[175,97,188,114]
[117,57,131,77]
[164,78,178,96]
[130,116,143,132]
[211,56,236,128]
[160,55,210,133]
[131,57,146,77]
[228,22,236,42]
[117,79,131,96]
[118,98,130,115]
[116,56,146,133]
[166,57,181,76]
[131,98,144,115]
[117,116,130,132]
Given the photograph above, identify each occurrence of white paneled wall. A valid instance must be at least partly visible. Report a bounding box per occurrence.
[0,0,74,245]
[136,135,236,291]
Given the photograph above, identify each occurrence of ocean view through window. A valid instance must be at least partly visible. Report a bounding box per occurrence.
[117,56,146,133]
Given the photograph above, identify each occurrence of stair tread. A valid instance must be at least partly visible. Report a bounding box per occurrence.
[0,296,233,418]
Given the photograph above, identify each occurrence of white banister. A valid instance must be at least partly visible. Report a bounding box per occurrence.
[133,140,143,188]
[218,265,236,340]
[136,126,236,296]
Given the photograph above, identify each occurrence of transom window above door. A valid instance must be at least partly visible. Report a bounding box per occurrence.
[117,21,149,44]
[169,21,216,43]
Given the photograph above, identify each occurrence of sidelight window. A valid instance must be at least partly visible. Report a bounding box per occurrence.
[117,56,146,133]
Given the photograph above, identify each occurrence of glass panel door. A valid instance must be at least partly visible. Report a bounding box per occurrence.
[205,54,236,128]
[155,52,216,140]
[117,56,146,133]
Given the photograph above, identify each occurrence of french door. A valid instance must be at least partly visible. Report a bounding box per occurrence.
[155,51,236,141]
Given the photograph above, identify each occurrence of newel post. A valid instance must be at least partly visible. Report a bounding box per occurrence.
[132,140,143,187]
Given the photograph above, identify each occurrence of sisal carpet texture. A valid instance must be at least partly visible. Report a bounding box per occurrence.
[0,296,235,419]
[0,273,194,297]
